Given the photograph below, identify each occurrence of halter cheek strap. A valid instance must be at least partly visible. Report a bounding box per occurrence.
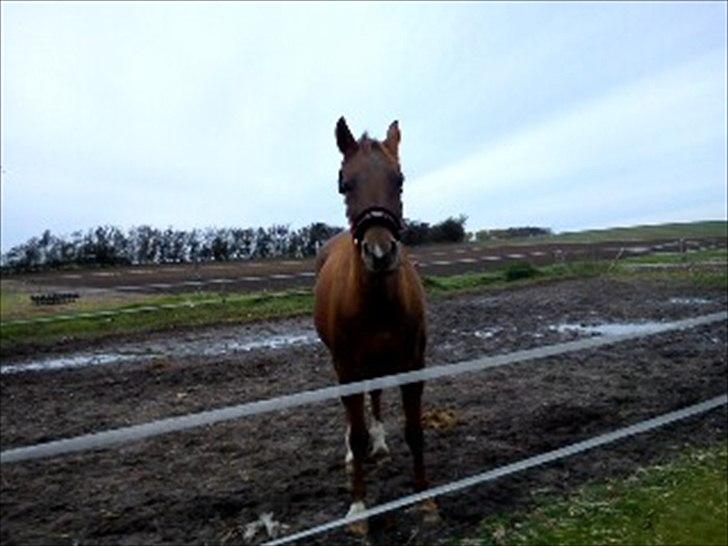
[351,207,403,246]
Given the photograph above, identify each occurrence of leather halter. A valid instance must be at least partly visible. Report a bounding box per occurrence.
[350,206,403,246]
[338,169,404,245]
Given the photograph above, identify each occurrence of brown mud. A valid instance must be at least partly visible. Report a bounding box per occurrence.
[1,276,726,545]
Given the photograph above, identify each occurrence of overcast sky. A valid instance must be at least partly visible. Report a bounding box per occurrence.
[1,1,726,251]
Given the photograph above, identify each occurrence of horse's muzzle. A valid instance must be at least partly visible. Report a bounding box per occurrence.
[360,226,401,273]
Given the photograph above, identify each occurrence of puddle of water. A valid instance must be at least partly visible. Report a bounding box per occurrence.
[1,353,156,375]
[553,320,668,337]
[201,333,319,356]
[669,297,711,305]
[1,331,321,375]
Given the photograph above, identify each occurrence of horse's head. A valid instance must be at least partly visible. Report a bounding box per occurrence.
[335,117,405,274]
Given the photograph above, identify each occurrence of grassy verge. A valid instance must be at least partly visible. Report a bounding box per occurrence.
[617,249,728,291]
[0,290,313,354]
[0,284,223,321]
[621,248,727,265]
[460,441,728,546]
[476,220,727,247]
[1,252,725,354]
[423,261,608,297]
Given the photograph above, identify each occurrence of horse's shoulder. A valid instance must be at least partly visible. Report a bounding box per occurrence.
[315,232,351,274]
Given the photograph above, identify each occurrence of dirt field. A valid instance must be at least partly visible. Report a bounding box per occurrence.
[1,276,726,545]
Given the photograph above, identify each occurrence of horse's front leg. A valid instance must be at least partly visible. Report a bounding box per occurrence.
[368,389,389,459]
[401,381,440,523]
[341,392,369,532]
[400,381,427,491]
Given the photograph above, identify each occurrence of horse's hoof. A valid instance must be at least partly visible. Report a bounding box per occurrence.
[346,502,369,536]
[369,443,390,462]
[418,498,441,525]
[346,520,369,537]
[374,453,391,467]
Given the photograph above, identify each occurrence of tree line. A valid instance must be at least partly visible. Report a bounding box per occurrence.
[1,216,468,273]
[474,226,552,241]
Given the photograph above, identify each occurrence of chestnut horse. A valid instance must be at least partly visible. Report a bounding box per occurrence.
[314,117,432,525]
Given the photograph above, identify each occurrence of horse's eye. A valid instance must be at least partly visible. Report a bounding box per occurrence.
[392,173,404,190]
[338,172,354,194]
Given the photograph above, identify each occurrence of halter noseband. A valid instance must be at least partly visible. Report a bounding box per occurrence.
[351,207,403,246]
[338,169,404,245]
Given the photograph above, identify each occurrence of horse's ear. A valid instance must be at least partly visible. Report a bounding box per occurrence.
[384,120,400,158]
[336,117,357,157]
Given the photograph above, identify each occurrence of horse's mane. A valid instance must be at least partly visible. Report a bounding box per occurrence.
[358,132,394,160]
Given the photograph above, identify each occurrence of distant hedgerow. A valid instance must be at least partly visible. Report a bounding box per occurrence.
[1,215,470,273]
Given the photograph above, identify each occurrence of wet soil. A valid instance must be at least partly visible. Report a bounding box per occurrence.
[1,276,726,545]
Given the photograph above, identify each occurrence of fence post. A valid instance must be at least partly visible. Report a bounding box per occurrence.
[607,247,625,273]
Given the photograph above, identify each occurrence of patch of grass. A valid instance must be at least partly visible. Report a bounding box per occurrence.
[620,267,728,291]
[615,252,728,291]
[463,441,728,546]
[0,289,314,354]
[422,261,606,298]
[504,262,540,282]
[478,220,727,247]
[541,261,608,278]
[690,269,728,290]
[422,272,503,293]
[622,248,727,265]
[0,289,28,320]
[0,282,224,321]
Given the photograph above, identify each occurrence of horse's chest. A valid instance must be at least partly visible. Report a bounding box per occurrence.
[341,305,415,355]
[322,281,425,373]
[365,329,400,354]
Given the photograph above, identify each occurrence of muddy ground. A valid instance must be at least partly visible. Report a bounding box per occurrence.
[1,276,727,545]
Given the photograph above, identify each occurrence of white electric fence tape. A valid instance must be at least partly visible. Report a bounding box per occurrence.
[265,394,728,545]
[1,312,725,464]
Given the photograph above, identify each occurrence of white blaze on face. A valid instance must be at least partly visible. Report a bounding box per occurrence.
[372,242,386,259]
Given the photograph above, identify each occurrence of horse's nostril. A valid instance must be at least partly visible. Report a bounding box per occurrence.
[389,241,397,255]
